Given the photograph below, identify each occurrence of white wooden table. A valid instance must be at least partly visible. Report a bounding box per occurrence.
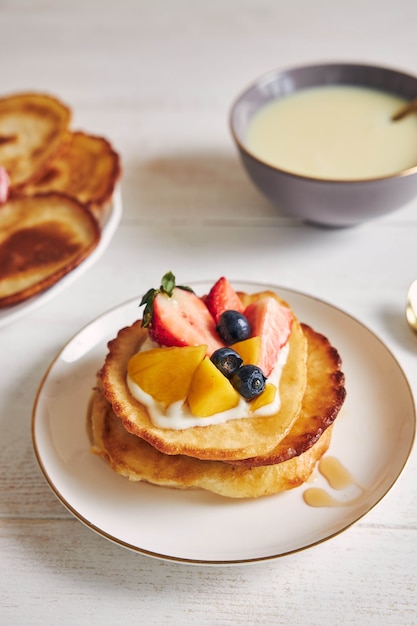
[1,1,417,624]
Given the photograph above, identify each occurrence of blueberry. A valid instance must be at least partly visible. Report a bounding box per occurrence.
[211,347,243,378]
[230,365,266,400]
[216,310,251,344]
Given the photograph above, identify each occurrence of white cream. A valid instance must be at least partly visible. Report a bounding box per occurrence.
[245,85,417,180]
[127,342,289,430]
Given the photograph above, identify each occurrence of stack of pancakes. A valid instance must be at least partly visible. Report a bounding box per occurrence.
[89,290,346,499]
[0,92,121,308]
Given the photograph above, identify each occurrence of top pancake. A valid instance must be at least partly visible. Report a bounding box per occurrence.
[99,291,309,462]
[0,92,71,187]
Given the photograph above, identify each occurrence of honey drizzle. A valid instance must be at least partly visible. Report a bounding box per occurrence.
[303,456,364,508]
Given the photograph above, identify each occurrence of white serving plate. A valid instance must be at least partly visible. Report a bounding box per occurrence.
[32,282,416,565]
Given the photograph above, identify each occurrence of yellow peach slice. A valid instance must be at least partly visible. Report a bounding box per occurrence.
[233,336,262,366]
[127,344,207,406]
[249,383,277,412]
[188,356,240,417]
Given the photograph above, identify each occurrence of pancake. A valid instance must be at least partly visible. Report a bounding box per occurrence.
[99,291,309,462]
[89,386,333,499]
[0,192,100,307]
[0,92,71,187]
[21,131,121,222]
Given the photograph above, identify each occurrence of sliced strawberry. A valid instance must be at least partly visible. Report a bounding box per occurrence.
[244,296,293,377]
[148,286,224,354]
[205,276,244,323]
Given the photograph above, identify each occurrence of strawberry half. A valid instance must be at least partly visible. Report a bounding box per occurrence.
[141,272,224,355]
[244,296,293,377]
[205,276,245,323]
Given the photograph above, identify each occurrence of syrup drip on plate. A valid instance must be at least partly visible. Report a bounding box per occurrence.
[303,456,365,507]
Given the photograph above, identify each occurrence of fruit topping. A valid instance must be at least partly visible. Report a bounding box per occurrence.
[127,344,207,406]
[216,310,251,344]
[230,364,266,400]
[244,296,293,377]
[133,275,292,415]
[210,347,243,378]
[188,356,240,417]
[204,276,245,323]
[140,272,224,354]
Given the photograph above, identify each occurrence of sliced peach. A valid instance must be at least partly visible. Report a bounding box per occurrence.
[249,383,277,412]
[127,344,207,406]
[187,356,240,417]
[232,336,262,366]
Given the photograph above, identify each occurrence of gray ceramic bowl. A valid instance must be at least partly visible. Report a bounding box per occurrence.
[230,62,417,227]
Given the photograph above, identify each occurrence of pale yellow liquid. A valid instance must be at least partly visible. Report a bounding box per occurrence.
[246,85,417,180]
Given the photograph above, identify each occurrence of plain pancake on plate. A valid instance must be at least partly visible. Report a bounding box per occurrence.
[0,92,71,187]
[99,292,309,462]
[0,192,100,307]
[21,131,121,222]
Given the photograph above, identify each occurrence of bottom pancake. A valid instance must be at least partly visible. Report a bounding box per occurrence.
[89,388,332,499]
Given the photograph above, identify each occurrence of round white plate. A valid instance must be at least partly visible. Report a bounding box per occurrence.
[32,282,416,565]
[0,188,122,328]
